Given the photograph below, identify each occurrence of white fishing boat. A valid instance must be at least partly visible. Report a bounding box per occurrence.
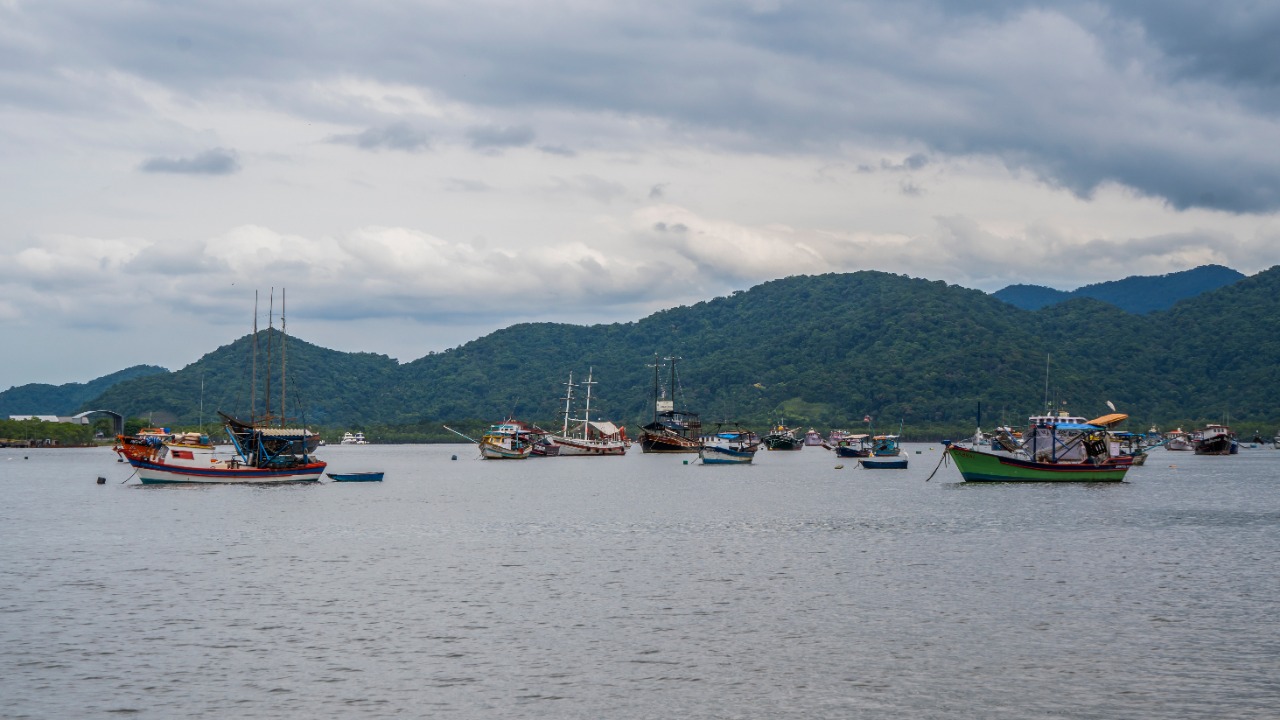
[124,289,325,484]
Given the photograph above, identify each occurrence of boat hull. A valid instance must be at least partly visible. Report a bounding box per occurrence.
[699,445,755,464]
[479,441,532,459]
[947,446,1127,482]
[639,433,701,453]
[859,456,908,469]
[132,458,326,484]
[327,472,383,482]
[551,437,627,456]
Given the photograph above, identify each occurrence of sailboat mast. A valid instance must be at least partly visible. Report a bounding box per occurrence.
[560,371,576,436]
[1043,353,1051,415]
[665,355,680,409]
[251,290,259,421]
[581,367,596,439]
[648,355,661,423]
[281,288,287,426]
[265,288,274,423]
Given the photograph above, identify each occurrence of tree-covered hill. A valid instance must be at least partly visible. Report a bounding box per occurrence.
[0,365,168,416]
[75,267,1280,436]
[994,264,1245,313]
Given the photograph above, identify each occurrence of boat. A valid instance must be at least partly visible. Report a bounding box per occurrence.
[124,290,326,484]
[638,356,702,453]
[327,471,384,482]
[762,423,804,451]
[941,403,1132,482]
[803,428,823,446]
[113,427,178,463]
[859,455,908,469]
[548,369,628,456]
[340,431,369,445]
[945,442,1129,482]
[699,425,760,465]
[1164,428,1193,451]
[833,433,872,458]
[821,429,850,449]
[1192,424,1236,455]
[479,420,536,459]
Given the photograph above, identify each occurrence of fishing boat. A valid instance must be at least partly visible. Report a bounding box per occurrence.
[943,406,1131,482]
[1192,424,1236,455]
[803,428,823,446]
[479,421,535,459]
[113,427,178,463]
[327,471,384,482]
[340,431,369,445]
[125,290,326,484]
[859,454,908,469]
[944,443,1129,482]
[833,433,872,458]
[699,425,759,465]
[638,356,702,453]
[549,369,628,456]
[762,423,804,451]
[1164,428,1193,451]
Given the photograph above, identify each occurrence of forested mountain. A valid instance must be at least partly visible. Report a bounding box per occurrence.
[993,265,1245,313]
[0,365,168,416]
[76,267,1280,437]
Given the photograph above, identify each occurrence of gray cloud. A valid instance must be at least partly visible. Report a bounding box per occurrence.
[328,122,431,152]
[139,148,240,175]
[12,3,1280,211]
[467,124,536,150]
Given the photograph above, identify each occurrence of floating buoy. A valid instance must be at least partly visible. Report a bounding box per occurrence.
[451,454,457,461]
[96,477,106,484]
[835,464,844,469]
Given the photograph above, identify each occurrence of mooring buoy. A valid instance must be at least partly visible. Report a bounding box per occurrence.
[96,477,106,484]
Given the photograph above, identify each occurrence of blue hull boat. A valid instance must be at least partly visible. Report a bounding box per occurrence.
[327,471,384,482]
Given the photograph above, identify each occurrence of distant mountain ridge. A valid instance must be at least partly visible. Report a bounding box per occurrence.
[0,365,169,416]
[69,265,1280,434]
[993,265,1245,313]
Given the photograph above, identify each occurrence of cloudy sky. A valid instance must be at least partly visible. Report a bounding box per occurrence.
[3,1,1279,387]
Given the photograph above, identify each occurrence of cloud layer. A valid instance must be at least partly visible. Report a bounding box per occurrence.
[2,1,1279,384]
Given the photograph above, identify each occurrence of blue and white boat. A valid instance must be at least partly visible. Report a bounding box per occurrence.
[699,426,759,465]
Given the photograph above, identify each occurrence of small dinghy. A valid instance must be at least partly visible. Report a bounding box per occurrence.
[326,471,384,482]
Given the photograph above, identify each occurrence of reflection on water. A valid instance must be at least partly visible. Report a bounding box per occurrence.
[1,444,1278,718]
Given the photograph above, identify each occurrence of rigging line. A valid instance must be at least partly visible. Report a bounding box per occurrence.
[924,445,950,482]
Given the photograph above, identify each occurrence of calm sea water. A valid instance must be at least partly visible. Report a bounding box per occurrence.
[1,442,1277,719]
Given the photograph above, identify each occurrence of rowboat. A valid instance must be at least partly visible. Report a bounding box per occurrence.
[326,471,384,482]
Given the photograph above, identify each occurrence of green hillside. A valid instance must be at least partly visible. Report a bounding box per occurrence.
[0,365,169,416]
[77,268,1280,438]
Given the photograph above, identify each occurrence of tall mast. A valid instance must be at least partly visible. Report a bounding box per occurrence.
[665,355,680,410]
[251,290,259,421]
[581,367,596,438]
[265,288,274,423]
[281,288,287,426]
[648,355,661,422]
[1042,353,1051,415]
[560,371,576,436]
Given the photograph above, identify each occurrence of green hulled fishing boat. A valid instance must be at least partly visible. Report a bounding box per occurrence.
[945,444,1129,482]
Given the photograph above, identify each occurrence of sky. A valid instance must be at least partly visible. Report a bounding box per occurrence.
[4,0,1280,388]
